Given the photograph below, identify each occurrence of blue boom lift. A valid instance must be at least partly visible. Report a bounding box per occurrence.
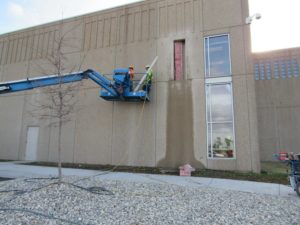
[0,68,149,101]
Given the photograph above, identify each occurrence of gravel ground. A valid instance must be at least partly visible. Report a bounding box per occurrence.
[0,176,299,225]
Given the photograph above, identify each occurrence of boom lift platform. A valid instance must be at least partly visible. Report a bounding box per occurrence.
[0,56,158,102]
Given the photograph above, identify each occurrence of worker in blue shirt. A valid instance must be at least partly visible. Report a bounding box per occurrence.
[143,65,153,93]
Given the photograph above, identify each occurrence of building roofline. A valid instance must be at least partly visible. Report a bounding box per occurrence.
[252,46,300,56]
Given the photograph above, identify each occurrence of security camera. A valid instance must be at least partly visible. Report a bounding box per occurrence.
[245,13,262,24]
[255,13,262,20]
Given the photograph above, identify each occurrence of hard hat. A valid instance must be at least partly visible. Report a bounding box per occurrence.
[145,65,150,68]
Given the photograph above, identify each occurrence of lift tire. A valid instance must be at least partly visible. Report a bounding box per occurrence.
[296,182,300,197]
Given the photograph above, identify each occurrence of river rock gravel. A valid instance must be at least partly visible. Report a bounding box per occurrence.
[0,176,299,225]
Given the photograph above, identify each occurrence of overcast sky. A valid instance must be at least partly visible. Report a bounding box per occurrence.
[249,0,300,52]
[0,0,300,52]
[0,0,142,34]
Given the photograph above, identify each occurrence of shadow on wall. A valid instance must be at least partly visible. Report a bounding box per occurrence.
[157,80,204,169]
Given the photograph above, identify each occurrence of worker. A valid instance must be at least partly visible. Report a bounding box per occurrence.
[128,66,134,79]
[143,65,153,93]
[128,66,134,91]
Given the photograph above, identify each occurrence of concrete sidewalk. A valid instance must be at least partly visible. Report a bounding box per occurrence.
[0,161,296,197]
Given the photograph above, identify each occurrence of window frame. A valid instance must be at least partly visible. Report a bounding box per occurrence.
[204,33,235,160]
[204,34,232,78]
[205,79,236,160]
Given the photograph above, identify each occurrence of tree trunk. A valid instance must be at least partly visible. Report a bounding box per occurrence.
[58,92,63,183]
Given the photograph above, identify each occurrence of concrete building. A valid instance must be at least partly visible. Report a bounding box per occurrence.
[253,48,300,161]
[0,0,261,172]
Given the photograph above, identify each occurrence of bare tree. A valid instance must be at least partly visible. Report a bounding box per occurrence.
[30,22,85,183]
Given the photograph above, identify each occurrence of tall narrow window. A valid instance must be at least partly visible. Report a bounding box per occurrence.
[293,59,299,77]
[274,61,280,79]
[280,61,286,79]
[205,35,231,77]
[259,63,265,80]
[287,59,293,78]
[205,34,234,159]
[266,62,272,80]
[174,40,185,80]
[206,83,235,158]
[254,63,259,80]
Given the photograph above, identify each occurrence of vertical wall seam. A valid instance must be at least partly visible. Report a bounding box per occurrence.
[0,41,4,65]
[108,17,112,47]
[25,35,30,61]
[154,0,158,166]
[72,111,77,163]
[19,38,23,62]
[14,38,19,63]
[94,19,99,49]
[147,5,151,41]
[201,0,208,167]
[45,31,50,57]
[17,95,27,160]
[95,19,99,49]
[22,36,26,61]
[45,32,50,57]
[37,31,42,59]
[125,8,129,44]
[28,33,33,61]
[10,38,15,64]
[16,37,20,63]
[12,37,19,63]
[8,39,13,64]
[4,40,8,65]
[241,0,254,171]
[88,22,93,50]
[139,10,142,42]
[111,12,119,165]
[82,22,86,51]
[17,60,31,160]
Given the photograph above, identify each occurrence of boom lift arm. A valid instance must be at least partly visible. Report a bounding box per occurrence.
[0,68,149,102]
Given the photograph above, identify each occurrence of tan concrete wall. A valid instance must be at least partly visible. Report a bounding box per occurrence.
[254,48,300,161]
[0,0,260,172]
